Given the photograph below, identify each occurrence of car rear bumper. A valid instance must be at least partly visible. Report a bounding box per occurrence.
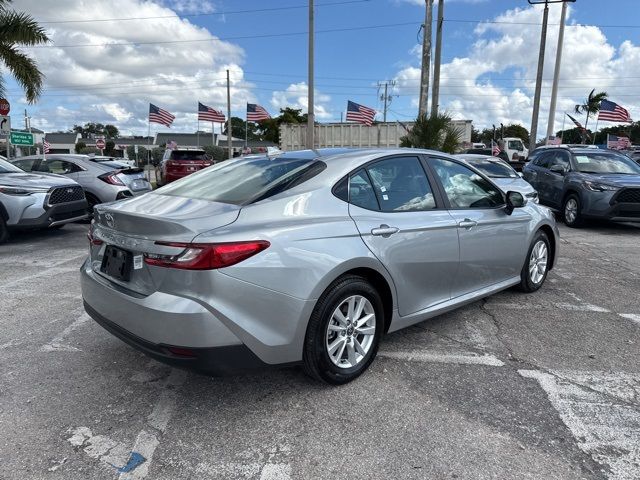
[10,199,88,229]
[80,258,312,372]
[84,301,269,375]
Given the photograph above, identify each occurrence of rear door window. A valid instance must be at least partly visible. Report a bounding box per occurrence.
[170,150,207,161]
[348,170,379,211]
[12,158,37,171]
[365,156,437,212]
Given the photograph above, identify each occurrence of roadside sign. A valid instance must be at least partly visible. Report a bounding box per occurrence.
[10,131,34,146]
[0,99,9,116]
[96,139,106,150]
[134,144,139,154]
[0,116,10,135]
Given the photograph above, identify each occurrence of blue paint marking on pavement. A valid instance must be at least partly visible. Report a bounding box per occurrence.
[117,452,146,473]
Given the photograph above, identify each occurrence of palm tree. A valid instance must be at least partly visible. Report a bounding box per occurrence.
[400,112,462,153]
[574,89,608,133]
[0,0,49,103]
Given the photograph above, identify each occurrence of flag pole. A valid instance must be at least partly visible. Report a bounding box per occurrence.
[560,113,566,144]
[43,135,46,161]
[592,118,599,145]
[197,116,200,147]
[147,114,151,182]
[211,122,214,149]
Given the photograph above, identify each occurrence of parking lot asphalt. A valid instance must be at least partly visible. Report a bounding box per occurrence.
[0,220,639,480]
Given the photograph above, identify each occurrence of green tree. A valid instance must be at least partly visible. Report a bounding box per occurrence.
[0,0,49,103]
[74,141,86,154]
[72,122,119,138]
[502,124,530,145]
[203,145,225,161]
[574,89,608,137]
[257,107,308,144]
[399,112,462,153]
[223,117,259,140]
[104,140,115,155]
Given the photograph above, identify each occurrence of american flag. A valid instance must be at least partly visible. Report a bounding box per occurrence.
[491,140,501,156]
[598,100,632,123]
[546,135,562,145]
[149,103,175,127]
[345,100,376,126]
[166,140,177,150]
[566,113,585,131]
[43,138,50,154]
[607,134,631,150]
[247,103,270,122]
[198,102,225,123]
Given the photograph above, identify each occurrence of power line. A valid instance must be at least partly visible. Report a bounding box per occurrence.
[37,0,371,25]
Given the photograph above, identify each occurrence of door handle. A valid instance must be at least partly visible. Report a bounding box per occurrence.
[371,224,399,237]
[458,219,477,229]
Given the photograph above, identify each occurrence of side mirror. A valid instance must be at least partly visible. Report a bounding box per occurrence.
[505,191,525,215]
[549,165,566,175]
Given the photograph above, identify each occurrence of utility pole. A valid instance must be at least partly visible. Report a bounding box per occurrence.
[546,0,568,140]
[431,0,444,118]
[226,69,232,159]
[307,0,315,149]
[528,0,549,151]
[377,80,396,147]
[419,0,434,117]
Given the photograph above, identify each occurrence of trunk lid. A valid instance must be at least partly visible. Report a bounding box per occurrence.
[90,193,240,295]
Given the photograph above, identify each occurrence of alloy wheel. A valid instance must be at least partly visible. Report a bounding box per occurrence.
[325,295,376,369]
[564,198,578,224]
[529,240,548,284]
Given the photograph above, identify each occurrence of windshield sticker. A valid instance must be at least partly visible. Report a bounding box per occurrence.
[575,156,590,164]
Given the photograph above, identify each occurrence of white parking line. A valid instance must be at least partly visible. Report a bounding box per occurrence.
[379,350,505,366]
[0,253,85,289]
[119,368,187,480]
[519,369,640,480]
[619,313,640,325]
[40,313,90,352]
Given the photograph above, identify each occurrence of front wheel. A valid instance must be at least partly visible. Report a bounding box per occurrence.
[563,194,583,228]
[518,231,550,293]
[303,275,384,385]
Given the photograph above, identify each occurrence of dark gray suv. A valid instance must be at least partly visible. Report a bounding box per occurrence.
[523,146,640,227]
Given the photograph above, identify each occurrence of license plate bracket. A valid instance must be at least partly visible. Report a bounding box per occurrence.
[100,245,133,281]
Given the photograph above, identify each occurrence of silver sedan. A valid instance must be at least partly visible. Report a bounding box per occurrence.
[81,148,559,384]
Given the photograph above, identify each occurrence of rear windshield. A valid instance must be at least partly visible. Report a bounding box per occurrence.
[157,157,326,205]
[170,150,207,161]
[467,158,518,178]
[0,158,23,173]
[573,152,640,174]
[98,161,128,169]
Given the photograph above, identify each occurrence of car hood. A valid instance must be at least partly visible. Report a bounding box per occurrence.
[574,172,640,187]
[0,172,78,188]
[93,192,241,242]
[491,177,535,194]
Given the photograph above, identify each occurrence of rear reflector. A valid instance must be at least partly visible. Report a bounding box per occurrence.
[166,347,196,358]
[87,224,103,245]
[144,240,270,270]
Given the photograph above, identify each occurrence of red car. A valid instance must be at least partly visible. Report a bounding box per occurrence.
[158,148,212,185]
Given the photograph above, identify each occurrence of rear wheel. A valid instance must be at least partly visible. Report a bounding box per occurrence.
[563,193,583,228]
[518,230,550,293]
[303,275,384,384]
[0,216,9,244]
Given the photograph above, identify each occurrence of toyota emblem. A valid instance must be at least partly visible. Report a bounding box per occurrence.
[104,213,115,229]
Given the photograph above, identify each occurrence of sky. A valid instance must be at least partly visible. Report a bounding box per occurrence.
[5,0,640,140]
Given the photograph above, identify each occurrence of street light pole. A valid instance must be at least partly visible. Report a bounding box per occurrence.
[546,0,568,140]
[307,0,315,149]
[418,0,434,118]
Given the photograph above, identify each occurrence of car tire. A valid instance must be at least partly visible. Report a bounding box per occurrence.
[518,230,551,293]
[303,275,384,385]
[0,215,9,244]
[563,193,583,228]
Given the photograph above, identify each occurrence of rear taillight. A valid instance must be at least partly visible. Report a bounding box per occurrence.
[98,172,125,186]
[144,241,270,270]
[87,223,103,246]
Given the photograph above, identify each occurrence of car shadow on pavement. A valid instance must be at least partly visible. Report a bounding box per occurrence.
[3,224,87,245]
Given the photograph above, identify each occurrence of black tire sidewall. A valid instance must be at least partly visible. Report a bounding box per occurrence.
[563,194,582,227]
[520,231,550,292]
[0,216,9,244]
[305,277,384,384]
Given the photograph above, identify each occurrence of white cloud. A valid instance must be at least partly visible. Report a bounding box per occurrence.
[162,0,216,15]
[393,4,640,140]
[17,0,253,134]
[270,82,333,120]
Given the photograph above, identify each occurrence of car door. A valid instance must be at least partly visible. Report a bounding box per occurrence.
[427,156,530,297]
[523,151,551,202]
[545,150,571,207]
[347,155,460,316]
